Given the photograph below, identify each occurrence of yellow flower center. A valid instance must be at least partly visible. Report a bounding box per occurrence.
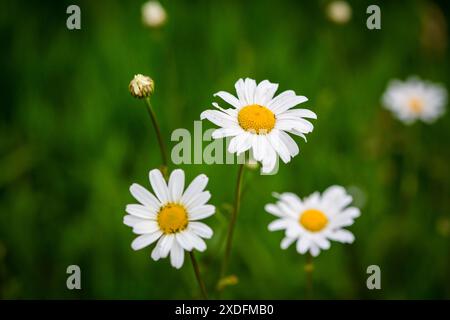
[299,209,328,232]
[157,203,188,234]
[238,104,276,134]
[408,97,423,113]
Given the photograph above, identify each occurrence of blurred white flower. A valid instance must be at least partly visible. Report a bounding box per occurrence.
[326,1,352,24]
[142,1,167,28]
[200,78,316,174]
[266,186,360,257]
[124,169,215,269]
[382,76,447,124]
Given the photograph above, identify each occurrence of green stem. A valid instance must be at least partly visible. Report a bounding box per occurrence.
[189,251,208,299]
[220,163,245,281]
[305,253,314,299]
[144,98,169,176]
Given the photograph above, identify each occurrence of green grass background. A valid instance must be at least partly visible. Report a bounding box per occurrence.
[1,0,449,299]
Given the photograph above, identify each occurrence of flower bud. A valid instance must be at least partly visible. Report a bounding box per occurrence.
[129,74,154,99]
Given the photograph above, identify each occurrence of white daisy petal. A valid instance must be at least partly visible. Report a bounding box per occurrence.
[267,90,296,111]
[159,234,175,258]
[133,220,159,235]
[183,232,206,252]
[261,143,278,173]
[268,131,291,163]
[296,237,310,254]
[186,191,211,211]
[322,185,346,201]
[189,205,215,220]
[328,230,355,243]
[268,219,289,231]
[170,241,185,269]
[286,224,302,238]
[277,201,298,219]
[254,80,269,104]
[341,207,361,219]
[168,169,185,202]
[330,215,355,228]
[280,236,296,249]
[123,215,144,227]
[252,134,268,161]
[322,185,353,212]
[235,132,253,155]
[126,204,157,219]
[212,102,239,117]
[255,80,279,106]
[278,130,299,157]
[228,135,242,154]
[181,174,209,204]
[271,95,308,114]
[264,203,285,218]
[189,222,213,239]
[309,244,320,257]
[212,127,242,139]
[149,169,170,204]
[129,183,160,208]
[303,192,321,207]
[276,119,313,133]
[175,231,194,251]
[282,109,317,119]
[244,78,257,105]
[151,238,163,261]
[214,91,242,109]
[235,78,248,105]
[261,159,275,174]
[200,110,238,128]
[131,231,162,251]
[312,236,331,250]
[151,248,161,261]
[275,192,303,211]
[287,129,308,141]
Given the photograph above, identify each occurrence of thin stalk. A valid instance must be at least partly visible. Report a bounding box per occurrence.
[144,97,169,176]
[189,251,208,299]
[305,253,314,299]
[220,163,245,280]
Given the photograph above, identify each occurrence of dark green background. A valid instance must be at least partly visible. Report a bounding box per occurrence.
[1,0,449,299]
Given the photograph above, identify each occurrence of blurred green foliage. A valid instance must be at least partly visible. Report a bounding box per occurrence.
[1,0,449,299]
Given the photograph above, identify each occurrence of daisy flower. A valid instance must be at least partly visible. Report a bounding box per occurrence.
[124,168,215,269]
[266,186,360,257]
[200,78,317,173]
[382,76,447,124]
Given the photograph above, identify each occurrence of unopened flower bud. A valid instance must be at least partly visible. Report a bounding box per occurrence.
[129,74,154,99]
